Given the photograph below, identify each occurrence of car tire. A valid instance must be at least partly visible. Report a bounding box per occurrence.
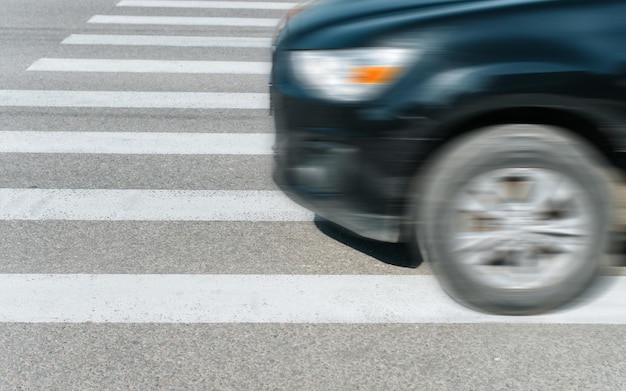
[413,124,613,315]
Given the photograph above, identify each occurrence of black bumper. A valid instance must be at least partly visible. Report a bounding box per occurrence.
[273,150,404,242]
[271,86,439,242]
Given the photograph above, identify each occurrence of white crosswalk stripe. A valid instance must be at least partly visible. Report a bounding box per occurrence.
[0,189,312,221]
[61,34,273,48]
[0,131,274,154]
[28,58,271,74]
[1,274,624,324]
[88,15,280,26]
[0,90,269,109]
[116,0,298,10]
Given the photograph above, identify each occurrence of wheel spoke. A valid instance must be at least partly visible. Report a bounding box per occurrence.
[524,219,587,237]
[524,170,564,211]
[453,232,504,253]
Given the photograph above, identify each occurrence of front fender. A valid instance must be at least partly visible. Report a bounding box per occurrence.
[415,62,598,108]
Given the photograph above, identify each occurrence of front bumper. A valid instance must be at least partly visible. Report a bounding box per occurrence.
[273,143,404,242]
[271,84,439,242]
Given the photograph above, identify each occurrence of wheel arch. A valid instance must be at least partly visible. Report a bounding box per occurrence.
[434,106,615,168]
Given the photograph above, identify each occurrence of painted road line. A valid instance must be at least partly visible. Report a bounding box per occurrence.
[28,59,271,74]
[0,274,624,324]
[88,15,279,27]
[0,132,274,154]
[0,90,268,109]
[62,34,272,48]
[0,189,312,221]
[117,0,297,10]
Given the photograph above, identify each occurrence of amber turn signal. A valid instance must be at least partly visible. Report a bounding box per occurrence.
[349,66,403,84]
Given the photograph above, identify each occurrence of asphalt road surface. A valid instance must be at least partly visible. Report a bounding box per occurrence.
[0,0,624,389]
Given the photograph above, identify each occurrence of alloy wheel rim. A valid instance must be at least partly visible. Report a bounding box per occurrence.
[449,167,594,290]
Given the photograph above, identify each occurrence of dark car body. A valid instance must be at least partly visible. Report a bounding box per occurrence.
[271,0,626,243]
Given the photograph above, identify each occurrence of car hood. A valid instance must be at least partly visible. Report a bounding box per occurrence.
[285,0,560,44]
[291,0,465,28]
[303,0,470,18]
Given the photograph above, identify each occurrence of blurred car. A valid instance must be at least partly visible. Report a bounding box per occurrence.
[270,0,626,314]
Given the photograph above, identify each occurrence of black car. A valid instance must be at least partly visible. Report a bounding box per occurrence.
[270,0,626,314]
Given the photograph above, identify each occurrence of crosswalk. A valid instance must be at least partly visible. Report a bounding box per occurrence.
[1,0,625,325]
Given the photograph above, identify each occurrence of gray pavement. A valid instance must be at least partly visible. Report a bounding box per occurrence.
[1,324,624,390]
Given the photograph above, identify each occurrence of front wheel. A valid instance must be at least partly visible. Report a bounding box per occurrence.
[414,125,614,315]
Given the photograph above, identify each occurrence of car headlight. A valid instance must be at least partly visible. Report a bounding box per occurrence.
[289,47,417,102]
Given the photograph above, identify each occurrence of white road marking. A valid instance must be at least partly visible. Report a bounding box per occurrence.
[0,189,311,221]
[117,0,297,9]
[0,90,268,109]
[0,131,274,154]
[0,274,624,324]
[28,58,271,74]
[62,34,272,48]
[88,15,279,27]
